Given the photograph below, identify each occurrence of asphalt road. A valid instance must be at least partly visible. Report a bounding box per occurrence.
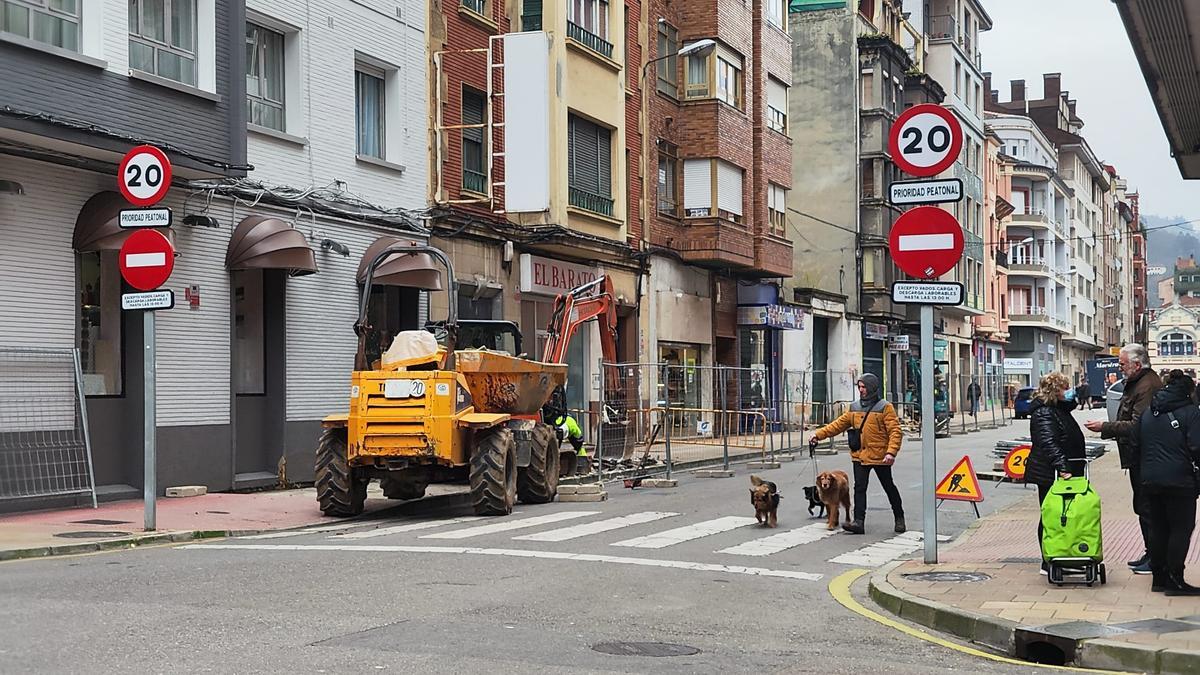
[0,415,1101,674]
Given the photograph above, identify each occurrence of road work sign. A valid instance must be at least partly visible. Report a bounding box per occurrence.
[935,456,983,503]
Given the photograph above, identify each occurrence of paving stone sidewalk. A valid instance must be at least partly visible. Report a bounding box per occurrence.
[869,449,1200,673]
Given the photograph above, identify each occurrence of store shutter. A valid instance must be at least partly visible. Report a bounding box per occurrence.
[683,159,712,213]
[717,160,743,216]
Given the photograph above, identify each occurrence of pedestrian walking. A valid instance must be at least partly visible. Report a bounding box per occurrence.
[1076,379,1090,410]
[1137,370,1200,595]
[809,373,904,534]
[1026,371,1087,575]
[967,378,982,417]
[1085,343,1162,574]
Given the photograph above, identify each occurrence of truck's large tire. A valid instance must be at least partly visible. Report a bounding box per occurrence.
[517,423,559,504]
[315,427,367,517]
[380,475,427,501]
[470,427,517,516]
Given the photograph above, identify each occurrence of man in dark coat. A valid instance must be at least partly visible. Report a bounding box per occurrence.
[1086,343,1162,573]
[1138,370,1200,595]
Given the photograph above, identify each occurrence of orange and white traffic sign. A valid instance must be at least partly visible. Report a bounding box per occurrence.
[1004,445,1031,481]
[935,455,983,503]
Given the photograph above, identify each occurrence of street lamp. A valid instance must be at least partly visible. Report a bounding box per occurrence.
[643,38,717,81]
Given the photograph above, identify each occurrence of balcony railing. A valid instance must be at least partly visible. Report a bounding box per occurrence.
[461,0,485,14]
[462,169,486,194]
[1009,261,1052,275]
[927,14,955,41]
[569,186,614,217]
[567,21,614,59]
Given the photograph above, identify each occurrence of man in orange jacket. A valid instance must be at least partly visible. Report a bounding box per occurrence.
[809,373,905,534]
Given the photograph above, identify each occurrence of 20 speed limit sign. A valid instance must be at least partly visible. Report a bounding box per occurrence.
[889,104,964,177]
[118,145,173,207]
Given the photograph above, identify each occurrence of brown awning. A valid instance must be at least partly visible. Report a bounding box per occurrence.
[73,191,175,251]
[356,236,443,290]
[226,215,318,276]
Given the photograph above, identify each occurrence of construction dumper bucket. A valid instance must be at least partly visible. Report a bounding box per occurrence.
[455,350,568,416]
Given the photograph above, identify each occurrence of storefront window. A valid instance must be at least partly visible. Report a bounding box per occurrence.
[232,269,265,395]
[77,251,122,396]
[658,343,700,409]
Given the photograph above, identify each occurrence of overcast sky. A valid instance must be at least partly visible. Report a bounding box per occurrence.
[980,0,1200,222]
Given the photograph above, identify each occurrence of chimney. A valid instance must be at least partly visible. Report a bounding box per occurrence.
[1044,73,1062,101]
[1068,99,1078,119]
[1011,79,1026,102]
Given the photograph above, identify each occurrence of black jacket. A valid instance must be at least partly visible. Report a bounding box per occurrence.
[1138,384,1200,491]
[1026,399,1087,487]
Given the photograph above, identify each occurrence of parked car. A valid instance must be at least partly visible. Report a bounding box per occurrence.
[1013,387,1035,419]
[1106,378,1125,424]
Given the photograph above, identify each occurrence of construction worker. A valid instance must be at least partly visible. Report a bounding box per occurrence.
[555,412,587,474]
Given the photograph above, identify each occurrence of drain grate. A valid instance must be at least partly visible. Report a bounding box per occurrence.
[591,642,700,657]
[70,519,130,526]
[53,531,131,539]
[902,571,992,583]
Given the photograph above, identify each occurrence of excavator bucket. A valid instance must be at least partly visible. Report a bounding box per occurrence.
[454,350,568,416]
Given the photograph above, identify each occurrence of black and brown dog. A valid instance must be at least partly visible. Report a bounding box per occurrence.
[749,475,781,528]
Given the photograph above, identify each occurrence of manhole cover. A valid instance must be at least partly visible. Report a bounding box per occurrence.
[591,642,700,657]
[902,571,992,583]
[70,519,130,526]
[53,531,131,539]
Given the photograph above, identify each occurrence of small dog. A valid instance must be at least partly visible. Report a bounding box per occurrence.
[803,485,827,518]
[750,475,781,528]
[816,470,852,531]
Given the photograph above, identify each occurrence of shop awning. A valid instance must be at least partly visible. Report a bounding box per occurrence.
[73,191,175,251]
[356,236,443,290]
[225,215,318,276]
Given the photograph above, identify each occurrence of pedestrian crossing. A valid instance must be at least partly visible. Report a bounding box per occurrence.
[231,508,946,569]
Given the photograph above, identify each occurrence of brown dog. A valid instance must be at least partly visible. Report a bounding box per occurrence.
[750,475,780,528]
[816,470,851,531]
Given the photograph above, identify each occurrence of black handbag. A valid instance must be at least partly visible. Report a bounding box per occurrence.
[847,404,877,452]
[1165,412,1200,496]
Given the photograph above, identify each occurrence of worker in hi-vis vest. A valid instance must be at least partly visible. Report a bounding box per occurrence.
[555,413,587,473]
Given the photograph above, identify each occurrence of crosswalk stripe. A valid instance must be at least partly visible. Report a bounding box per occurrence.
[611,516,759,549]
[829,531,951,566]
[513,511,681,542]
[337,516,488,540]
[180,543,824,582]
[420,511,601,540]
[240,521,365,540]
[717,523,838,556]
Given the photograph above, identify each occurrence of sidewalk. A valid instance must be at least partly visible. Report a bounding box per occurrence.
[0,483,470,561]
[869,449,1200,673]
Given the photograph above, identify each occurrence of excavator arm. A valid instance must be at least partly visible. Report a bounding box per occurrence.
[541,276,618,365]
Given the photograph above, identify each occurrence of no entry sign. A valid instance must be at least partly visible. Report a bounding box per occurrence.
[888,206,965,279]
[889,104,963,178]
[119,228,175,291]
[118,145,173,207]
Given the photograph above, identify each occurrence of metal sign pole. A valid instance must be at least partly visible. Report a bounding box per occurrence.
[144,310,157,531]
[921,304,937,564]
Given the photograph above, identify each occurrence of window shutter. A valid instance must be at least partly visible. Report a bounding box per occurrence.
[569,115,605,195]
[717,160,743,216]
[462,90,484,143]
[767,77,787,115]
[683,159,712,212]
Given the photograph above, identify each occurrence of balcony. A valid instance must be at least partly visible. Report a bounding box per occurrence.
[754,234,794,278]
[1012,209,1067,239]
[676,221,755,270]
[462,169,486,195]
[569,187,614,217]
[1009,260,1052,276]
[1009,307,1071,333]
[567,21,613,60]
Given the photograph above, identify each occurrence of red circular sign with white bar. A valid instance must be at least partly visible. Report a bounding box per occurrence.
[888,206,965,279]
[119,228,175,291]
[118,145,173,207]
[889,104,964,177]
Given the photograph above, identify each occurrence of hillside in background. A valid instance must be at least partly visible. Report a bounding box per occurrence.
[1144,214,1199,306]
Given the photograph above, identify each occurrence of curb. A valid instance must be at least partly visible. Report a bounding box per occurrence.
[0,489,473,563]
[867,562,1200,673]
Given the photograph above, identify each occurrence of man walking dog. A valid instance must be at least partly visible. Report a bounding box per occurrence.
[810,373,905,534]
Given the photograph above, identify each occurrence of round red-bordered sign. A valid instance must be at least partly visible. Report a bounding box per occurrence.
[888,206,965,279]
[119,228,175,291]
[889,104,964,178]
[1004,445,1031,481]
[118,145,173,207]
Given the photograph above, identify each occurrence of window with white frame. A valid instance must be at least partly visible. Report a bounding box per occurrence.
[246,23,285,131]
[766,76,787,134]
[355,64,386,159]
[682,158,743,223]
[767,0,785,29]
[129,0,198,86]
[768,183,786,236]
[1,0,79,50]
[567,0,609,40]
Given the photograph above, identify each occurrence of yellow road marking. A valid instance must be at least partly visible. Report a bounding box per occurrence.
[828,569,1126,674]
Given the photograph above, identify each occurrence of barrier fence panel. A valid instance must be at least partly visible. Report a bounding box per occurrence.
[952,372,1011,434]
[0,348,97,507]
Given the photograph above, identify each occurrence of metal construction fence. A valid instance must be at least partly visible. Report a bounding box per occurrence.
[0,348,97,506]
[568,364,1012,481]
